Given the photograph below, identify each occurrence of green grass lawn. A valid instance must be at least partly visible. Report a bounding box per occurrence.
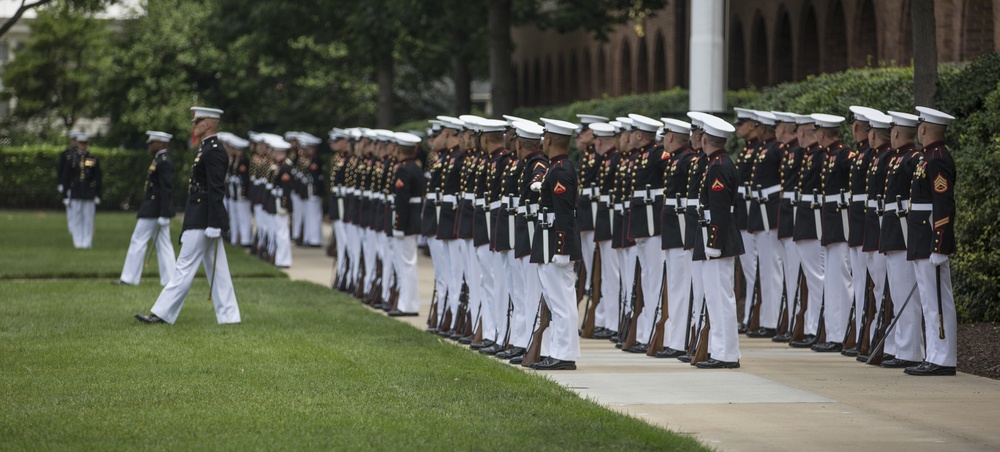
[0,210,707,450]
[0,210,284,279]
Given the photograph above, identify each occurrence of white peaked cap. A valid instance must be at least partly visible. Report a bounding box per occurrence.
[145,130,173,143]
[701,114,737,139]
[755,111,778,126]
[915,106,956,126]
[190,107,223,121]
[540,117,578,136]
[478,119,508,133]
[661,118,692,135]
[867,111,894,129]
[887,111,920,128]
[513,120,544,140]
[589,123,617,137]
[394,132,422,146]
[628,113,664,133]
[849,106,884,123]
[811,113,846,128]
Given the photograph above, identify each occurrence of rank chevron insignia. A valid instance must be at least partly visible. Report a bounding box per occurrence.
[554,182,567,194]
[933,173,948,193]
[395,179,404,189]
[711,178,725,191]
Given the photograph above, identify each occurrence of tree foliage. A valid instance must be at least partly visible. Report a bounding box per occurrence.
[1,2,112,130]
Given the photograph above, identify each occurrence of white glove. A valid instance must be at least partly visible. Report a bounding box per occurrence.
[57,184,64,193]
[529,181,542,192]
[94,197,101,206]
[157,217,170,227]
[392,229,405,238]
[705,247,722,259]
[930,253,949,266]
[205,227,221,238]
[62,198,70,207]
[551,254,571,265]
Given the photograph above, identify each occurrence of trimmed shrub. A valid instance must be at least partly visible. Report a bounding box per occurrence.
[0,146,194,211]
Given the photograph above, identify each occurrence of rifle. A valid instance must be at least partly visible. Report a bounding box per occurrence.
[501,296,514,349]
[864,277,895,365]
[842,301,857,349]
[325,225,337,257]
[746,262,762,332]
[682,285,694,356]
[621,258,644,351]
[776,277,789,335]
[580,246,601,338]
[646,262,669,357]
[452,280,470,339]
[867,282,918,366]
[857,273,876,355]
[691,309,711,366]
[353,248,367,299]
[790,269,808,343]
[387,274,400,312]
[522,295,551,367]
[576,260,587,307]
[426,285,439,332]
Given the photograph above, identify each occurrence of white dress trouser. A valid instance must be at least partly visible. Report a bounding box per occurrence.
[754,230,783,329]
[634,237,665,344]
[363,229,378,293]
[539,260,581,361]
[849,247,868,341]
[617,247,636,333]
[274,213,292,267]
[290,193,303,240]
[393,235,419,313]
[381,234,394,301]
[739,230,758,324]
[443,239,463,317]
[464,239,482,333]
[235,199,253,246]
[69,199,96,249]
[347,224,362,284]
[665,248,693,351]
[913,259,957,367]
[703,257,740,363]
[65,199,75,237]
[120,218,175,286]
[475,245,496,341]
[427,238,447,309]
[823,242,852,343]
[150,229,240,324]
[493,251,511,343]
[795,239,826,335]
[885,251,924,362]
[303,196,323,246]
[333,220,347,281]
[865,251,889,346]
[779,238,801,330]
[505,252,524,345]
[517,256,542,348]
[688,259,706,347]
[597,241,619,330]
[580,230,595,292]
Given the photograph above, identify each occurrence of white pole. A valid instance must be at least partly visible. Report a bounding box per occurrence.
[689,0,726,113]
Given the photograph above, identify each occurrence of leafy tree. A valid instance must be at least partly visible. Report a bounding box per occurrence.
[0,0,113,39]
[1,1,112,130]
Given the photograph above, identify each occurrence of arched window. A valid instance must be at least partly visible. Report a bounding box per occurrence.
[728,18,746,90]
[823,0,848,73]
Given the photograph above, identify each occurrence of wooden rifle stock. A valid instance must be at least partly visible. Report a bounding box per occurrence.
[621,260,644,350]
[647,263,669,356]
[426,286,439,331]
[325,227,337,257]
[866,279,894,365]
[353,248,367,298]
[843,303,857,349]
[858,275,876,355]
[580,247,602,338]
[776,279,789,335]
[575,261,586,307]
[522,297,551,367]
[691,311,711,365]
[790,270,808,343]
[747,264,762,331]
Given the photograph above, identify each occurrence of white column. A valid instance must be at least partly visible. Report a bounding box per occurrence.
[689,0,726,113]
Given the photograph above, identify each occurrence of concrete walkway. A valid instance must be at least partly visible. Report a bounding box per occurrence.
[281,227,1000,452]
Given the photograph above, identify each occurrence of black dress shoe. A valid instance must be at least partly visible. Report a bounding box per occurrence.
[496,347,525,360]
[458,335,474,345]
[677,354,693,363]
[881,358,921,368]
[609,334,619,342]
[856,354,870,363]
[112,280,130,286]
[771,332,792,343]
[811,342,843,353]
[470,339,495,350]
[626,343,648,353]
[904,361,956,376]
[592,329,615,340]
[695,358,740,369]
[841,347,859,357]
[737,323,747,334]
[509,356,524,365]
[134,313,164,324]
[747,327,777,338]
[530,356,577,370]
[654,347,685,359]
[436,329,452,337]
[614,342,623,349]
[387,310,418,317]
[448,333,463,341]
[789,334,818,348]
[478,343,504,355]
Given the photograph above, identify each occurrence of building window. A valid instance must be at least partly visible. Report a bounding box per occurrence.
[0,43,8,64]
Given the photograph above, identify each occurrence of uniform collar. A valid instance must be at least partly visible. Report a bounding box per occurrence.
[398,157,416,164]
[489,146,506,157]
[549,154,569,164]
[875,143,892,154]
[525,150,545,161]
[824,140,843,153]
[154,149,168,158]
[921,140,945,150]
[856,139,870,149]
[706,148,727,160]
[201,134,217,143]
[895,142,916,153]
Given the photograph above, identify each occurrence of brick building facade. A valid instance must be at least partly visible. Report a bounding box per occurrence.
[511,0,998,107]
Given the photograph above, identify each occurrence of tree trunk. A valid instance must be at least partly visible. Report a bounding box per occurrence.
[0,0,55,39]
[452,53,472,115]
[488,0,515,116]
[911,0,938,107]
[376,54,395,129]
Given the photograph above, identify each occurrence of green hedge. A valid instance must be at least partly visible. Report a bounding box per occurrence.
[0,146,194,211]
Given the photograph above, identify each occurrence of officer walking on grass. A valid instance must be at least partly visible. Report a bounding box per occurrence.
[115,131,177,286]
[135,107,240,325]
